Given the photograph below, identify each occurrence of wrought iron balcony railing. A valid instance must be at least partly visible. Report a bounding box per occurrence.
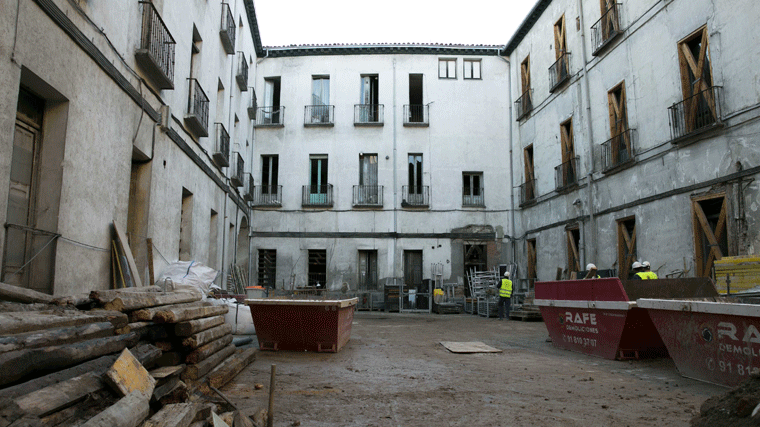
[304,105,334,126]
[230,152,244,187]
[243,173,254,202]
[247,88,257,120]
[602,128,636,172]
[668,86,723,144]
[549,52,571,93]
[554,156,579,191]
[353,185,383,207]
[354,104,384,125]
[401,185,430,207]
[252,185,282,207]
[185,78,209,136]
[135,1,175,89]
[219,3,235,54]
[462,188,485,207]
[236,52,248,91]
[515,90,533,121]
[255,107,284,126]
[403,105,429,126]
[302,185,333,207]
[519,179,536,206]
[212,123,229,166]
[591,3,623,55]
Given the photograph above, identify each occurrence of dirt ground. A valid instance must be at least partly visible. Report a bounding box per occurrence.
[222,312,726,427]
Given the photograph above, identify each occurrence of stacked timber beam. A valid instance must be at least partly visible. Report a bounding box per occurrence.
[0,282,258,427]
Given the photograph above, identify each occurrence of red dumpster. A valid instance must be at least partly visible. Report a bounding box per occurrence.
[534,278,717,360]
[637,298,760,387]
[245,298,357,353]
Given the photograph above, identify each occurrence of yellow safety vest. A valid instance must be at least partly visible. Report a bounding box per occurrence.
[500,279,512,297]
[636,272,658,280]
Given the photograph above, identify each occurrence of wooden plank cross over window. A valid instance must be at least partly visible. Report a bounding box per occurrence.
[566,227,581,274]
[617,217,636,279]
[521,57,530,95]
[678,27,717,133]
[527,239,537,281]
[523,145,535,200]
[692,195,728,277]
[608,82,630,164]
[600,0,620,40]
[560,119,576,186]
[554,15,567,59]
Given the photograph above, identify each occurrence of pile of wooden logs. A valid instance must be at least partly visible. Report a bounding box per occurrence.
[0,282,259,427]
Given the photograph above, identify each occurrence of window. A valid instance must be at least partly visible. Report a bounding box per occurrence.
[675,26,718,135]
[462,172,484,206]
[408,154,423,193]
[521,56,531,94]
[262,77,281,124]
[522,145,536,204]
[406,74,427,125]
[607,82,632,166]
[358,75,380,123]
[559,118,577,187]
[526,238,537,284]
[309,76,330,124]
[617,216,636,279]
[308,155,329,204]
[692,194,729,278]
[438,58,456,79]
[516,56,532,119]
[261,155,278,194]
[463,59,481,79]
[566,225,580,274]
[179,188,193,261]
[358,153,379,204]
[358,250,378,290]
[554,15,567,59]
[308,249,326,288]
[258,249,276,288]
[550,15,570,91]
[209,210,218,268]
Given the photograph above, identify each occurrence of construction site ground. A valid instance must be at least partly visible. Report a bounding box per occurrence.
[223,311,725,426]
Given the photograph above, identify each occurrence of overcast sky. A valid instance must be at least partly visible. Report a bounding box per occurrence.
[253,0,537,47]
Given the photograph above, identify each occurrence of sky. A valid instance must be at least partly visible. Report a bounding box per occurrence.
[252,0,538,47]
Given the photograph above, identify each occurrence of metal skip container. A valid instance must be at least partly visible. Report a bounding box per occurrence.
[637,298,760,387]
[245,298,358,353]
[534,278,717,360]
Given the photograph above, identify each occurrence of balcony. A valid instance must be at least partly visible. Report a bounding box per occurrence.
[255,107,285,127]
[304,105,334,126]
[212,123,229,166]
[401,186,430,208]
[353,185,383,207]
[252,185,282,207]
[602,129,636,173]
[591,3,623,56]
[236,52,248,91]
[184,79,209,137]
[549,52,571,93]
[135,1,175,90]
[243,173,254,202]
[219,3,235,55]
[403,105,429,126]
[462,188,485,207]
[302,185,333,207]
[668,86,723,145]
[247,88,257,120]
[354,104,384,126]
[519,179,536,207]
[229,152,244,187]
[515,90,533,121]
[554,156,579,192]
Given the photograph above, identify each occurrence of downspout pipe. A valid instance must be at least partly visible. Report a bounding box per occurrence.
[497,55,515,270]
[392,59,398,284]
[577,0,598,266]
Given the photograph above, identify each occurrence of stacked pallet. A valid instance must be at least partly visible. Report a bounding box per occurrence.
[714,255,760,294]
[508,291,543,321]
[0,282,259,427]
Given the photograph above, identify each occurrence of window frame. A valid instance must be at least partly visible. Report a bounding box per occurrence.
[463,59,482,80]
[438,58,457,79]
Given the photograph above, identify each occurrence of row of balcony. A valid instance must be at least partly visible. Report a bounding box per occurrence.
[241,184,486,209]
[254,104,430,127]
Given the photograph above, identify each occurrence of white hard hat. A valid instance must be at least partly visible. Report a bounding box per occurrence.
[503,271,510,278]
[642,261,651,268]
[586,263,597,270]
[632,261,643,269]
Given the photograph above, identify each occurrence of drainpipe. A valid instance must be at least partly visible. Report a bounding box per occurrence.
[392,59,398,283]
[577,0,598,266]
[497,55,515,269]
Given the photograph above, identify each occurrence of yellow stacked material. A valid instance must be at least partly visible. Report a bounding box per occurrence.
[714,255,760,294]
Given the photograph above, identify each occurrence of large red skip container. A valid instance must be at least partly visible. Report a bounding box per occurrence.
[534,278,716,360]
[637,298,760,387]
[245,298,357,353]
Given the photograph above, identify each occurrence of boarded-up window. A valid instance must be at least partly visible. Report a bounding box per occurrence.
[617,216,636,279]
[608,82,631,165]
[692,194,729,278]
[677,26,717,133]
[554,15,567,59]
[523,145,535,201]
[308,249,326,288]
[527,238,537,282]
[258,249,276,288]
[521,56,530,95]
[566,226,581,274]
[560,118,576,186]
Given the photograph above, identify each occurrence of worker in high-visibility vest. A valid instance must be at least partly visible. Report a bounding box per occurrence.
[498,271,513,321]
[642,261,658,279]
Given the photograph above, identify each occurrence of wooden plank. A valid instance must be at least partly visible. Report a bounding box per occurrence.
[185,334,234,365]
[182,324,233,349]
[146,238,155,288]
[0,310,127,335]
[0,332,140,387]
[14,372,103,417]
[181,344,236,381]
[154,304,229,324]
[0,321,115,353]
[206,348,257,390]
[174,315,225,337]
[149,365,186,380]
[130,302,209,322]
[143,403,196,427]
[0,282,55,304]
[104,348,156,398]
[113,221,142,288]
[96,292,202,312]
[440,341,502,353]
[79,391,149,427]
